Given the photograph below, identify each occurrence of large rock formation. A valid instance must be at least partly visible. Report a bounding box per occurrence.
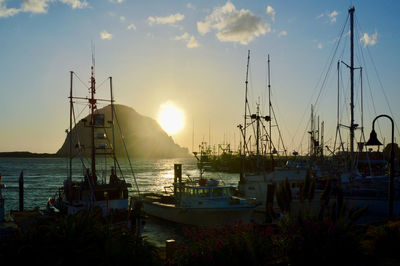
[57,104,189,158]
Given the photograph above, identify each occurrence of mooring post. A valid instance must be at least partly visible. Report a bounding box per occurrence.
[165,239,176,262]
[19,171,24,212]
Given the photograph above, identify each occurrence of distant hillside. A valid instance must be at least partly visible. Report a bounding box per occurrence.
[0,152,57,158]
[57,104,190,158]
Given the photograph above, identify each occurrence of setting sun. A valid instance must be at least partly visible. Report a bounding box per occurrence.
[158,102,184,134]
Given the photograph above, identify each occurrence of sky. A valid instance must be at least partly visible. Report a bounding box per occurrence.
[0,0,399,155]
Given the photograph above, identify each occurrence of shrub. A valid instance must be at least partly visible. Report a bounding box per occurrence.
[0,208,161,266]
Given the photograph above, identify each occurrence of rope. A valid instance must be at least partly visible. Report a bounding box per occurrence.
[113,107,141,196]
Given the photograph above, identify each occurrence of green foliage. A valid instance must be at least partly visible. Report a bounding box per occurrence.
[172,223,276,265]
[361,220,400,263]
[0,208,161,266]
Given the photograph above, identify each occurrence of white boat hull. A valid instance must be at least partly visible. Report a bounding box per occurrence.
[143,201,254,226]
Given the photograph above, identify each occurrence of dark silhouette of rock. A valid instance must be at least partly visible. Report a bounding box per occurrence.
[57,104,190,158]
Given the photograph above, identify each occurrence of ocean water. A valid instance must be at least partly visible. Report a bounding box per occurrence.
[0,157,240,246]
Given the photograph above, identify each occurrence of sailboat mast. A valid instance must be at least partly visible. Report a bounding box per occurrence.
[90,65,96,179]
[110,77,116,170]
[267,54,274,169]
[267,55,272,157]
[69,71,73,183]
[243,50,250,156]
[349,7,355,164]
[256,104,260,155]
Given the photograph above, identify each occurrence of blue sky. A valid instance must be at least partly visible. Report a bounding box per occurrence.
[0,0,399,154]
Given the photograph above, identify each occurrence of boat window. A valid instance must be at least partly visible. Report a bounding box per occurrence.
[198,188,210,197]
[212,188,223,197]
[223,188,231,196]
[184,188,195,196]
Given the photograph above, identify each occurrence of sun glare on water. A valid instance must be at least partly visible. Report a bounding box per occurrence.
[158,102,184,134]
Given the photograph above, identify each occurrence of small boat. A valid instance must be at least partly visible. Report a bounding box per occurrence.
[48,63,140,217]
[142,164,258,226]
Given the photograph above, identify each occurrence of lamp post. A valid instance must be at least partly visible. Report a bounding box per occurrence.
[366,114,395,219]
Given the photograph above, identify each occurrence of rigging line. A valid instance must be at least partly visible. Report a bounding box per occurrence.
[354,21,383,138]
[366,48,400,139]
[272,96,293,152]
[296,116,311,155]
[360,49,400,139]
[73,72,90,90]
[355,16,400,141]
[75,104,89,121]
[95,77,110,92]
[313,13,349,115]
[290,14,350,149]
[113,107,140,196]
[270,105,287,156]
[71,104,89,171]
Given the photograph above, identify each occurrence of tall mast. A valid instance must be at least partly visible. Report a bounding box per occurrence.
[349,7,355,166]
[69,71,73,183]
[243,50,250,156]
[90,65,96,180]
[110,77,116,171]
[267,54,274,169]
[256,103,260,155]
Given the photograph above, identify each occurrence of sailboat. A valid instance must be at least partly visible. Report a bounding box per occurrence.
[235,51,308,209]
[48,62,139,216]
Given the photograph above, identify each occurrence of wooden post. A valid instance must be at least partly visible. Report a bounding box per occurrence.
[165,239,176,262]
[19,171,24,212]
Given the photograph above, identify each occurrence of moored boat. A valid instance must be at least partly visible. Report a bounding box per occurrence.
[47,62,140,217]
[143,164,257,226]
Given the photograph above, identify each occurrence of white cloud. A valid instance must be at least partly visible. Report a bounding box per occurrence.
[266,6,275,22]
[328,10,338,23]
[316,10,338,23]
[127,24,136,30]
[174,32,189,40]
[187,36,199,48]
[186,3,195,9]
[148,13,184,25]
[100,30,112,40]
[197,1,269,45]
[21,0,50,14]
[278,30,287,37]
[317,43,323,49]
[109,0,124,3]
[360,31,378,47]
[60,0,88,9]
[119,15,125,22]
[0,0,20,18]
[173,32,199,48]
[0,0,89,18]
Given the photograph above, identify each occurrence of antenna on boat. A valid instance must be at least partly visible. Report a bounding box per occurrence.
[267,54,275,170]
[69,71,73,183]
[243,50,250,156]
[90,45,97,183]
[349,7,355,169]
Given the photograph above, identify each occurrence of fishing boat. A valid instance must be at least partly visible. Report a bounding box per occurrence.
[48,61,140,216]
[142,164,258,226]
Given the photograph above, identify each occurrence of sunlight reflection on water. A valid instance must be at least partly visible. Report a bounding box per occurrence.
[0,157,241,246]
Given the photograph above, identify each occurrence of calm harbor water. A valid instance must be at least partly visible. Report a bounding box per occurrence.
[0,157,240,246]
